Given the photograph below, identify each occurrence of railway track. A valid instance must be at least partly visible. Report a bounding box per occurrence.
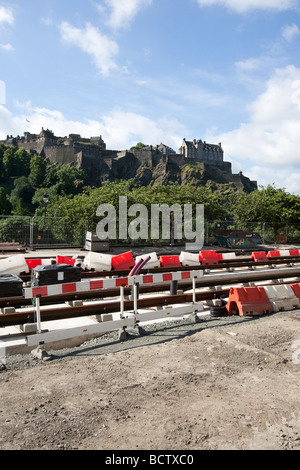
[1,256,300,328]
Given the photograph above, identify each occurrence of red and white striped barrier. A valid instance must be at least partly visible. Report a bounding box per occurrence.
[23,269,203,299]
[251,251,268,262]
[267,250,300,258]
[24,268,204,348]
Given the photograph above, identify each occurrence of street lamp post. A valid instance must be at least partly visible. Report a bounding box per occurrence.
[42,193,49,216]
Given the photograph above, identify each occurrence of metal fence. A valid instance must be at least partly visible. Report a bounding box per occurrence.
[0,216,88,248]
[205,220,300,246]
[0,216,299,248]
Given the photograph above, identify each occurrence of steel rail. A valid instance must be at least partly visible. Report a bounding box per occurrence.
[0,265,300,327]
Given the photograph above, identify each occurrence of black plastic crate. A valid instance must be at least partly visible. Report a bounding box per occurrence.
[31,263,81,287]
[0,274,23,297]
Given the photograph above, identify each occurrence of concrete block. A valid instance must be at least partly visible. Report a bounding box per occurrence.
[101,313,113,322]
[66,300,83,307]
[1,306,15,314]
[20,323,38,333]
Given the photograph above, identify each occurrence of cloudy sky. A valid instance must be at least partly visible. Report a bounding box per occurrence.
[1,0,300,193]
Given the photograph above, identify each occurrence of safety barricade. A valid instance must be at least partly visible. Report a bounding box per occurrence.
[179,252,200,266]
[251,251,268,262]
[84,252,113,271]
[159,255,181,268]
[218,252,237,260]
[291,283,300,300]
[135,252,160,269]
[226,286,273,316]
[55,255,85,269]
[0,254,29,275]
[23,269,203,348]
[111,251,135,271]
[267,250,281,258]
[264,284,300,312]
[26,259,43,270]
[268,249,300,257]
[25,258,54,270]
[23,269,203,299]
[199,250,219,265]
[56,255,76,266]
[216,253,237,261]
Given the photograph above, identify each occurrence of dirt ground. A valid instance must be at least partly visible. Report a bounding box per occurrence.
[0,310,300,451]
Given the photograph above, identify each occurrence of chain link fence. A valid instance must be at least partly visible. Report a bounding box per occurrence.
[0,216,299,248]
[0,216,88,248]
[205,220,300,246]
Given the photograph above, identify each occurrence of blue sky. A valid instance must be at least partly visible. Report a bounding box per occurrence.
[1,0,300,193]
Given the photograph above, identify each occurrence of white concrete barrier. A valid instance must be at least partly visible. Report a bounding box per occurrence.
[0,254,29,275]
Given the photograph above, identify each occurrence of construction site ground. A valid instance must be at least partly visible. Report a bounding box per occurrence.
[1,308,300,451]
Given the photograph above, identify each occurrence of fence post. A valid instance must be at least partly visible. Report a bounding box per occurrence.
[262,222,266,245]
[29,217,34,249]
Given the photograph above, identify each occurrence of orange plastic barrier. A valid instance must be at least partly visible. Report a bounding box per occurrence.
[56,255,76,266]
[199,250,219,265]
[291,283,300,300]
[25,259,43,270]
[111,251,135,271]
[226,286,273,316]
[267,250,280,258]
[251,251,268,262]
[159,255,181,268]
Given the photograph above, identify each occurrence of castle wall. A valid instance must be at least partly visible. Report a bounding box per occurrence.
[131,148,154,166]
[44,145,76,165]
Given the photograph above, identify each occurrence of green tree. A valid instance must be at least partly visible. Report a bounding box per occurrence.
[32,186,59,216]
[0,144,5,181]
[130,142,147,151]
[233,185,300,235]
[56,165,87,195]
[0,187,12,215]
[3,146,31,177]
[15,148,31,176]
[9,176,35,215]
[43,164,59,187]
[2,146,18,176]
[28,154,47,188]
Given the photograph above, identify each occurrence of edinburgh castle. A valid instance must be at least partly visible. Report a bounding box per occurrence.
[1,128,257,192]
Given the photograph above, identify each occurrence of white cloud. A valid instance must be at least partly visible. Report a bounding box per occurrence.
[195,0,298,13]
[246,165,300,194]
[101,110,186,150]
[0,42,14,51]
[235,58,261,71]
[60,21,119,75]
[0,82,5,105]
[206,65,300,194]
[0,104,186,152]
[0,5,14,25]
[281,24,300,42]
[101,0,152,29]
